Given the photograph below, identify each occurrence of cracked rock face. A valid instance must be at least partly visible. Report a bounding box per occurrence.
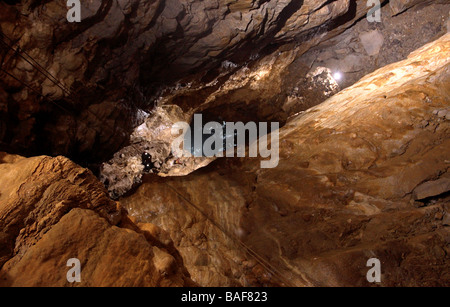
[97,1,449,199]
[99,105,214,198]
[121,34,450,287]
[0,153,195,286]
[0,0,449,288]
[0,0,389,164]
[1,0,448,167]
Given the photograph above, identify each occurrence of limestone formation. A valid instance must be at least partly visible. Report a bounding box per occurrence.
[121,33,450,287]
[0,0,449,288]
[0,153,194,287]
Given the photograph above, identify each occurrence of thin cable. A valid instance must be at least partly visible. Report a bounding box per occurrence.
[0,33,140,163]
[0,33,73,96]
[163,181,299,287]
[0,66,72,113]
[1,33,298,284]
[0,66,126,146]
[0,39,72,97]
[0,40,127,141]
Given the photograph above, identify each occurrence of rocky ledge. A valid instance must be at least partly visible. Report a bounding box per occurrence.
[0,19,448,289]
[0,153,195,286]
[121,33,450,287]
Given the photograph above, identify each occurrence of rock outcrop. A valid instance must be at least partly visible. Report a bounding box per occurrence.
[99,105,215,199]
[120,33,450,287]
[2,0,447,165]
[0,1,449,288]
[0,0,364,162]
[98,2,450,199]
[0,153,194,286]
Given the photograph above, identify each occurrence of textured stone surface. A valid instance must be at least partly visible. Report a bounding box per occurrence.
[100,105,214,198]
[0,153,194,286]
[148,2,449,131]
[0,0,396,164]
[1,1,448,166]
[359,30,384,56]
[389,0,449,15]
[100,2,449,199]
[0,0,449,288]
[414,176,450,201]
[298,3,450,91]
[121,34,450,287]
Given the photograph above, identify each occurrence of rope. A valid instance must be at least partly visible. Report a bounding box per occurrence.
[0,66,72,113]
[0,64,129,150]
[0,33,130,145]
[163,181,299,287]
[0,33,73,96]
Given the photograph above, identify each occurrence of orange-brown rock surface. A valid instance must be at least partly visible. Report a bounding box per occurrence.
[2,0,447,167]
[0,153,194,286]
[0,7,449,287]
[120,33,450,287]
[0,0,376,161]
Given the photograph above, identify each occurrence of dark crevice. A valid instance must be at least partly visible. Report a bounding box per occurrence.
[415,191,450,207]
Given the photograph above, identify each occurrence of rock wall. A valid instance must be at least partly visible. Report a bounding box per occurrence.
[0,0,389,163]
[0,0,449,287]
[98,2,449,199]
[0,152,194,286]
[120,33,450,287]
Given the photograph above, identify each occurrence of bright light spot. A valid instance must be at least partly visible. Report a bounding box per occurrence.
[136,123,147,134]
[333,72,343,81]
[255,70,269,81]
